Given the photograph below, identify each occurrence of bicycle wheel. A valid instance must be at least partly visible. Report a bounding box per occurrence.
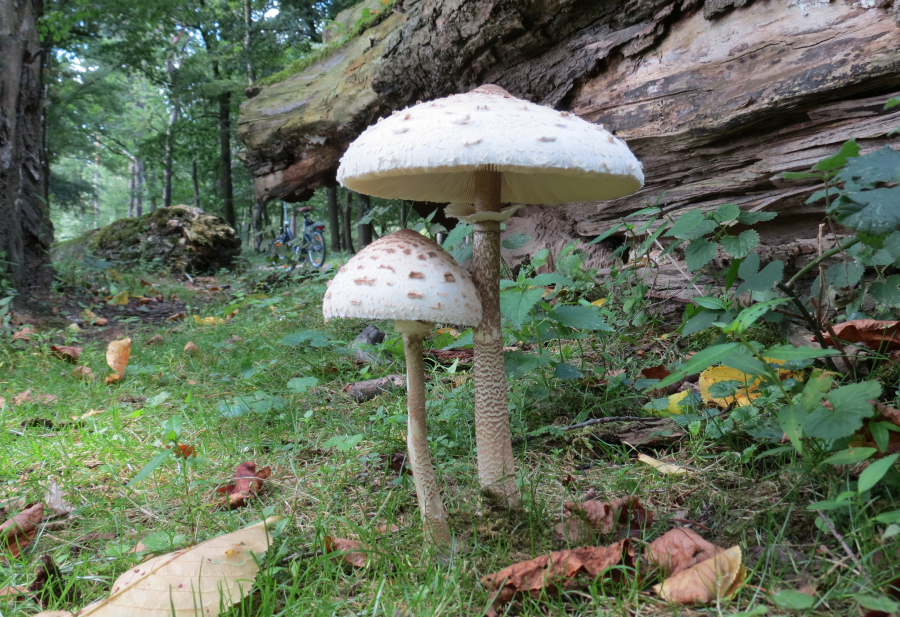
[307,231,326,268]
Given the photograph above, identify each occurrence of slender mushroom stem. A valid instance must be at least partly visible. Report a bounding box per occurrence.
[395,319,452,545]
[471,169,519,505]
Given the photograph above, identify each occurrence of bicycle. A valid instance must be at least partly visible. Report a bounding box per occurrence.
[270,203,327,268]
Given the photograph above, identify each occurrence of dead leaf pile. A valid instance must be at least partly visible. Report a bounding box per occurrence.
[819,319,900,351]
[1,502,44,561]
[215,461,271,509]
[324,536,369,568]
[50,345,82,363]
[12,326,34,341]
[554,496,651,543]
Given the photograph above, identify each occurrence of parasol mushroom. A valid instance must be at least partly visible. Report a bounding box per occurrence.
[322,229,482,543]
[337,85,644,504]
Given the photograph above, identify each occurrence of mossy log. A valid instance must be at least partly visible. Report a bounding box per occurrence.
[238,0,900,273]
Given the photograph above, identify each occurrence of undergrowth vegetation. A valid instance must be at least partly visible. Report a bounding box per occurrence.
[2,111,900,616]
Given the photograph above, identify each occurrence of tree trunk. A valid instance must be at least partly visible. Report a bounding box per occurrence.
[127,161,135,217]
[357,192,372,248]
[341,189,355,254]
[192,158,200,209]
[134,158,144,217]
[237,0,900,280]
[147,169,158,212]
[0,0,53,303]
[326,185,340,252]
[251,198,264,252]
[218,92,234,228]
[162,106,178,209]
[92,144,100,227]
[243,0,255,86]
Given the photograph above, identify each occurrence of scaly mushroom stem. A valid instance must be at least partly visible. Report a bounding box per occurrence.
[471,169,519,505]
[396,319,452,545]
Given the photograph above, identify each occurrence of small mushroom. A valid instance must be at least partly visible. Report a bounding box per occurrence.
[323,230,482,545]
[337,85,643,504]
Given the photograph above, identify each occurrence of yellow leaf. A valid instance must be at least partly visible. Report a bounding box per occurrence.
[107,290,130,306]
[654,545,745,605]
[638,453,689,475]
[435,327,459,338]
[700,357,801,409]
[591,298,607,308]
[105,338,131,382]
[193,315,225,325]
[37,517,281,617]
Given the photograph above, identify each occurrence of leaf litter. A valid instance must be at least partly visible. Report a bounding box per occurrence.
[215,461,271,509]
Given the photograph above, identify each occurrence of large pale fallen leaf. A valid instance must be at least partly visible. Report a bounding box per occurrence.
[184,341,200,355]
[820,319,900,351]
[654,545,744,605]
[482,540,634,616]
[554,497,651,543]
[12,326,34,341]
[72,366,94,381]
[700,358,800,408]
[105,338,131,383]
[107,290,130,306]
[646,528,724,576]
[193,315,224,326]
[33,517,281,617]
[1,503,44,559]
[83,309,108,326]
[215,462,271,509]
[144,334,164,346]
[638,453,689,475]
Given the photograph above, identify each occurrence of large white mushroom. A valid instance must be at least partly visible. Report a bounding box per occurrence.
[337,85,644,504]
[323,229,482,543]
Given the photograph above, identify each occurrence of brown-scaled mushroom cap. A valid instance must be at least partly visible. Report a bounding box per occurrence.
[337,85,643,204]
[323,229,482,326]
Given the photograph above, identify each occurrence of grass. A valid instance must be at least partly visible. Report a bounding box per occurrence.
[2,257,900,616]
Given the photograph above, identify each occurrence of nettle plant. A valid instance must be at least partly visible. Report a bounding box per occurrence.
[442,226,612,381]
[632,99,900,519]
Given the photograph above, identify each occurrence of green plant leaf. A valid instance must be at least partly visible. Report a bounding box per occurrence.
[869,274,900,307]
[280,330,331,347]
[737,211,778,225]
[287,377,318,392]
[858,595,900,614]
[778,404,807,453]
[667,210,717,240]
[681,309,724,337]
[859,454,899,494]
[684,238,718,271]
[814,139,860,172]
[839,145,900,187]
[725,258,741,291]
[724,298,791,334]
[824,261,864,288]
[798,369,833,412]
[652,343,740,389]
[711,203,741,223]
[554,362,583,379]
[721,230,759,259]
[128,449,174,486]
[869,421,900,453]
[831,187,900,238]
[442,222,473,250]
[875,509,900,524]
[692,296,727,310]
[501,233,531,250]
[804,381,880,441]
[735,253,784,295]
[764,345,839,361]
[550,305,612,331]
[828,380,881,418]
[499,287,544,328]
[505,351,553,380]
[589,223,623,244]
[529,273,575,287]
[721,348,769,375]
[822,447,877,466]
[772,590,815,610]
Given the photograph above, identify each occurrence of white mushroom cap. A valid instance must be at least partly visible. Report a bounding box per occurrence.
[322,229,482,326]
[337,85,644,204]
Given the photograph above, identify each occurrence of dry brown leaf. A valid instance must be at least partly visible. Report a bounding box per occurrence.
[215,462,271,509]
[83,309,108,326]
[646,528,725,577]
[138,297,152,306]
[165,312,187,322]
[654,545,744,605]
[482,540,634,615]
[641,365,671,380]
[820,319,900,351]
[12,326,34,341]
[145,334,164,346]
[72,366,94,381]
[45,481,74,519]
[0,585,29,598]
[105,338,131,383]
[374,524,400,534]
[0,497,26,519]
[183,341,199,354]
[324,536,368,567]
[1,503,43,560]
[555,497,651,543]
[50,345,82,363]
[169,444,195,459]
[12,389,32,405]
[638,453,689,475]
[32,612,73,617]
[34,517,280,617]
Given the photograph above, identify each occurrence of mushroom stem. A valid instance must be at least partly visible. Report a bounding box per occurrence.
[396,319,452,545]
[471,169,519,505]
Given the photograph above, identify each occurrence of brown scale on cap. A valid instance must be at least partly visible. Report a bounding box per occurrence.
[408,291,423,299]
[379,264,395,272]
[409,271,424,279]
[355,277,376,286]
[444,272,456,283]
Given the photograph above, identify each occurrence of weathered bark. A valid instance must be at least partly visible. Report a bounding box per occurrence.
[326,185,341,252]
[0,0,53,302]
[134,158,144,217]
[191,158,200,210]
[218,91,235,228]
[127,161,135,217]
[238,0,900,264]
[162,107,178,209]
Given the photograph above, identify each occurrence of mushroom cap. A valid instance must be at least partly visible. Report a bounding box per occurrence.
[337,85,643,205]
[322,229,482,326]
